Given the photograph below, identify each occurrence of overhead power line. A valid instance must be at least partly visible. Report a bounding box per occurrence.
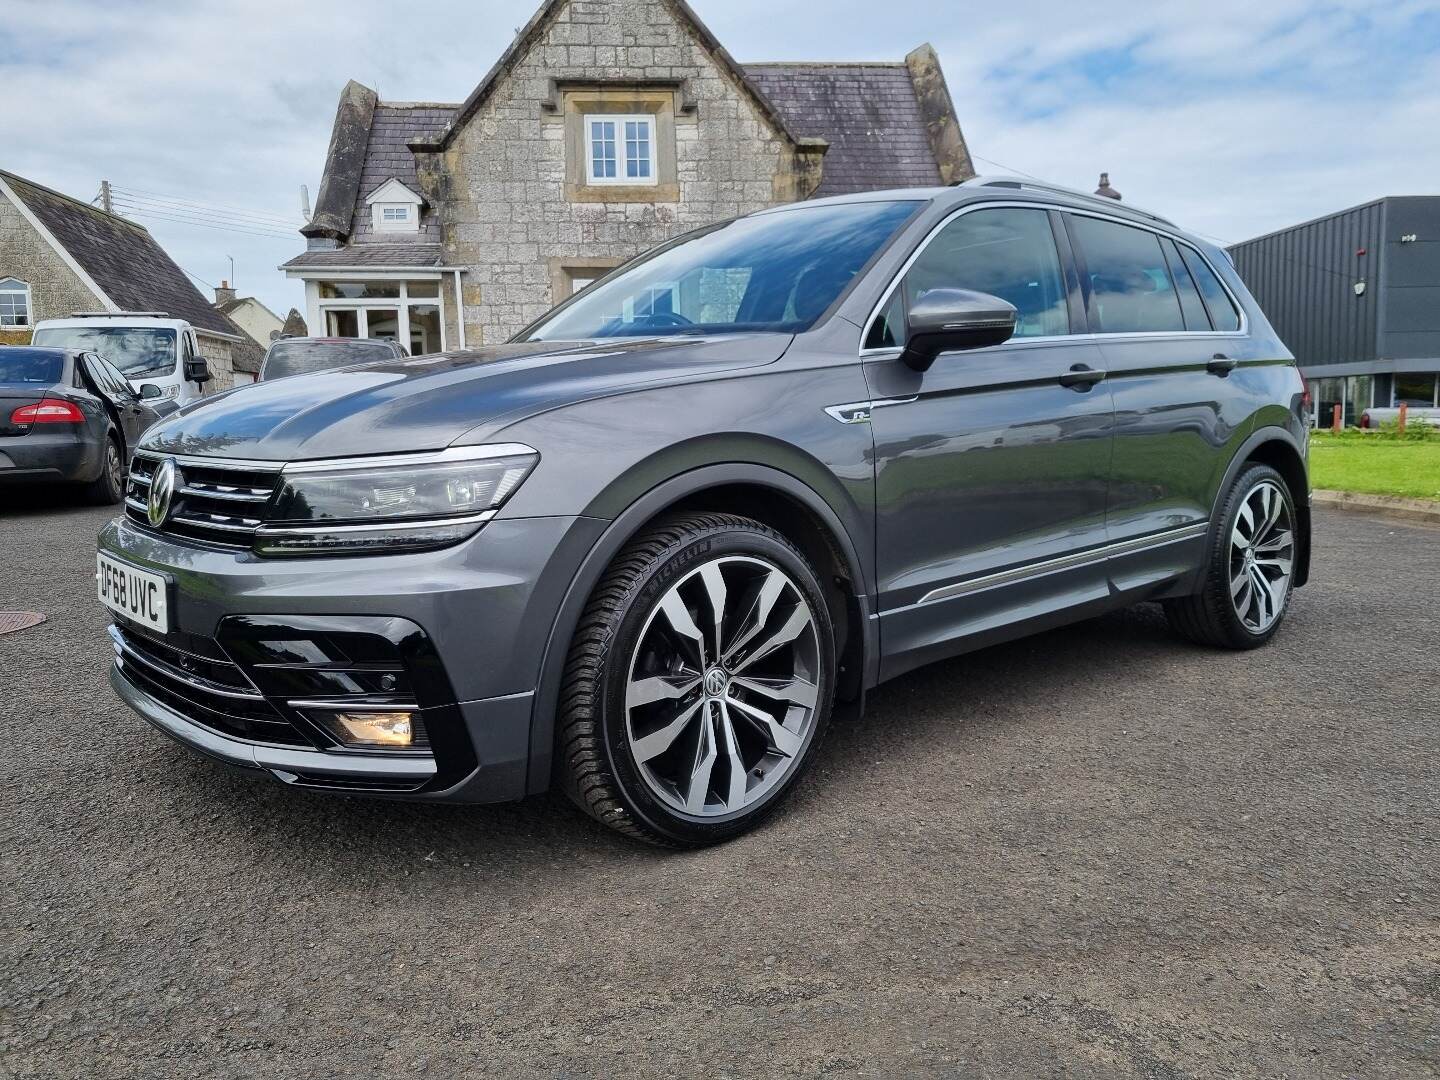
[111,193,301,234]
[111,201,298,242]
[111,185,302,228]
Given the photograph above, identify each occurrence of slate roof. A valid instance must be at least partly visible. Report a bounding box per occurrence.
[350,105,453,245]
[281,244,446,270]
[745,64,943,197]
[0,170,242,339]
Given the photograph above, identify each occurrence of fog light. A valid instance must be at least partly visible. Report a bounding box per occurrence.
[315,710,418,749]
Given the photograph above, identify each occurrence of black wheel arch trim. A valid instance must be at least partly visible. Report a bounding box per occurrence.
[524,461,875,796]
[1212,425,1311,589]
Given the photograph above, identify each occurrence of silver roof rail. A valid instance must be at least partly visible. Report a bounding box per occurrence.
[958,175,1175,227]
[68,311,171,318]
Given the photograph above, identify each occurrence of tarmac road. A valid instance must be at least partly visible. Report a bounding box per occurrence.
[2,493,1436,1078]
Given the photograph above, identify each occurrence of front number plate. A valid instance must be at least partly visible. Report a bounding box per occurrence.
[96,553,169,634]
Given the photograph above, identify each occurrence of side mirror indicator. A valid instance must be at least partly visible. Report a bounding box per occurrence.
[900,288,1018,373]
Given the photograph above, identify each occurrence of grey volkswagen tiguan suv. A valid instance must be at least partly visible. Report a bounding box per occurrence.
[98,178,1310,846]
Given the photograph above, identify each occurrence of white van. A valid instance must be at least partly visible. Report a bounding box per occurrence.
[30,313,213,406]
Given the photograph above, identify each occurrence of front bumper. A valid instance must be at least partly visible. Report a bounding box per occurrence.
[99,510,607,803]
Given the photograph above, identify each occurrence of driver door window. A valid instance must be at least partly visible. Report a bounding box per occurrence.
[888,208,1070,346]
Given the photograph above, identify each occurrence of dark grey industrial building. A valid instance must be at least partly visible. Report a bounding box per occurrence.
[1229,196,1440,426]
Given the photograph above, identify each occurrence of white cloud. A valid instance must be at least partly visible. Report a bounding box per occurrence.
[3,0,1437,318]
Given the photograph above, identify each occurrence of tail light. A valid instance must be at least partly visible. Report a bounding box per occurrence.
[1299,379,1312,417]
[1360,412,1371,430]
[9,399,86,425]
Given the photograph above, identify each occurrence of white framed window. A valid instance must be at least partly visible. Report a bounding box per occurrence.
[382,206,409,224]
[0,278,31,327]
[585,114,656,186]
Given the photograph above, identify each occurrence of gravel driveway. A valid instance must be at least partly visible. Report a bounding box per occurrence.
[2,494,1436,1078]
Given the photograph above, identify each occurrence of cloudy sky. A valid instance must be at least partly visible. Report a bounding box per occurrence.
[5,0,1438,319]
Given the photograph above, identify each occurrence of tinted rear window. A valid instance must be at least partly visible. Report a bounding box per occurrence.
[263,341,396,380]
[1069,216,1184,334]
[1179,246,1242,332]
[0,350,63,384]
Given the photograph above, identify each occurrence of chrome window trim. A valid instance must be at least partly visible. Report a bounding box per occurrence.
[134,449,286,472]
[858,200,1248,358]
[885,522,1210,613]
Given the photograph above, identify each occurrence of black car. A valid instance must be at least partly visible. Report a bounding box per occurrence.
[259,337,409,382]
[1,346,172,503]
[100,179,1310,847]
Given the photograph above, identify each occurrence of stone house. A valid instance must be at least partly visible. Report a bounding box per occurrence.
[282,0,973,350]
[0,169,255,388]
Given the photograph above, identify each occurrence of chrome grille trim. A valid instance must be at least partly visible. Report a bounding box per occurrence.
[125,450,283,549]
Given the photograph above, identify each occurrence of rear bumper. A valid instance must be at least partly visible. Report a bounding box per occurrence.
[0,430,102,483]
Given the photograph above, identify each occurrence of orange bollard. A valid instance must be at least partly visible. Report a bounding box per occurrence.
[1399,401,1409,435]
[1332,404,1342,433]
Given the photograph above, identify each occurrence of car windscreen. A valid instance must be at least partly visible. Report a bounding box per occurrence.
[524,200,922,341]
[0,350,64,384]
[30,327,177,378]
[262,341,398,380]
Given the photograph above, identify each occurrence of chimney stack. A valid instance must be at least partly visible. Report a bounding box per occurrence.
[1094,173,1122,201]
[214,280,238,306]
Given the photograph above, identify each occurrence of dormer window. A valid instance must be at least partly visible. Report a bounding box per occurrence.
[365,178,424,234]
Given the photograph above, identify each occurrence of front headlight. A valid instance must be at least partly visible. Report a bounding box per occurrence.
[253,444,537,557]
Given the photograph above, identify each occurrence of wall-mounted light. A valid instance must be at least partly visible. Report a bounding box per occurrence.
[1354,281,1367,297]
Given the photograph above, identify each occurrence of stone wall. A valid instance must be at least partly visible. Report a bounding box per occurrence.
[0,191,104,345]
[433,0,810,345]
[197,332,238,393]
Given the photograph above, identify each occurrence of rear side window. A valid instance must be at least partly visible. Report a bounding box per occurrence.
[1161,238,1211,330]
[1179,246,1241,332]
[895,207,1069,340]
[1069,215,1183,334]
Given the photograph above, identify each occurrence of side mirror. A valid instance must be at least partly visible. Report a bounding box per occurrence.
[138,383,162,400]
[900,288,1018,373]
[185,355,213,384]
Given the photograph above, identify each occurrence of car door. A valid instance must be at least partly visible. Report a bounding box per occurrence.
[82,353,148,449]
[1064,213,1261,591]
[860,204,1116,680]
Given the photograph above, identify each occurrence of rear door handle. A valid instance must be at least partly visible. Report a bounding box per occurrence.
[1207,354,1239,376]
[1059,364,1107,389]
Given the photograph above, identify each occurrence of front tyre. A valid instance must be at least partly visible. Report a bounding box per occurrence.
[1165,463,1298,649]
[557,514,836,847]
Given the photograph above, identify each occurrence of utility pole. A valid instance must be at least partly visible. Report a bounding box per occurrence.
[100,180,112,214]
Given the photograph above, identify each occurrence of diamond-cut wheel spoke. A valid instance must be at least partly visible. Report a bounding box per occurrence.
[731,674,818,710]
[726,693,802,758]
[626,674,701,710]
[632,700,704,764]
[684,711,718,813]
[626,555,820,818]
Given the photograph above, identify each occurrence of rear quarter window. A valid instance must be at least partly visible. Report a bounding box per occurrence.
[1179,246,1242,332]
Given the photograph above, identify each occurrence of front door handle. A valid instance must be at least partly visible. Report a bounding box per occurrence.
[1059,364,1107,390]
[1207,354,1239,376]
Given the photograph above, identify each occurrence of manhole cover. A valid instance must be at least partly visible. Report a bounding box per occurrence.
[0,611,46,635]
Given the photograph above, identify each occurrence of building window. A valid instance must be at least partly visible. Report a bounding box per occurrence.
[1394,373,1439,408]
[382,207,409,223]
[314,279,447,354]
[0,278,31,327]
[585,115,655,186]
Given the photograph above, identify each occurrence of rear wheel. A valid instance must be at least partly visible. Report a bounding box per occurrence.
[1165,463,1297,649]
[556,513,836,847]
[85,434,124,506]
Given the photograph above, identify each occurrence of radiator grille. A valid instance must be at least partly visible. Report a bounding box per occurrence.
[125,452,284,550]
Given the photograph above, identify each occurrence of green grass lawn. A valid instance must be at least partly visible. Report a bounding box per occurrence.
[1309,432,1440,501]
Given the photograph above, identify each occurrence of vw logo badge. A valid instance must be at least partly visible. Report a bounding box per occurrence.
[148,457,180,527]
[703,668,729,698]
